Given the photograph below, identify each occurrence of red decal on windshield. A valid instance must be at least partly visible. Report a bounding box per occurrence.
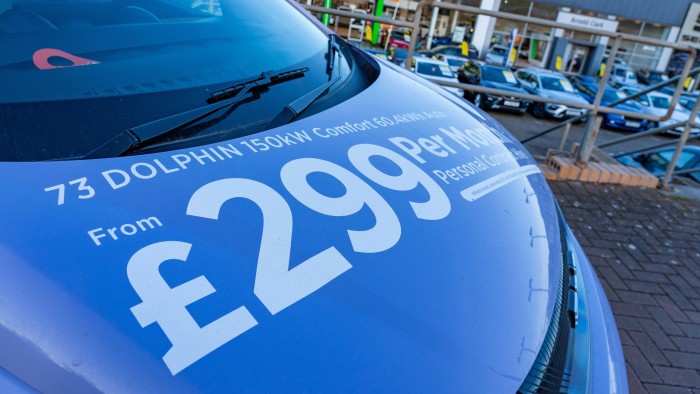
[33,48,100,70]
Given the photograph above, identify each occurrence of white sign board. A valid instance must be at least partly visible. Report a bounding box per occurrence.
[678,3,700,48]
[452,25,466,43]
[555,11,618,33]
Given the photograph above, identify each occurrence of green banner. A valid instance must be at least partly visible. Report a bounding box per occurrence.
[322,0,332,26]
[372,0,384,44]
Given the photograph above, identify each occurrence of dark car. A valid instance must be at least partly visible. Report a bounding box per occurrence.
[573,82,651,132]
[617,146,700,183]
[457,60,530,114]
[635,69,668,86]
[419,44,478,60]
[515,68,590,120]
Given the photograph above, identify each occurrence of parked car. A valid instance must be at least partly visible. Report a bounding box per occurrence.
[433,53,469,72]
[678,93,699,112]
[617,146,700,183]
[430,35,453,47]
[406,56,464,96]
[617,86,699,135]
[361,47,389,60]
[610,65,639,86]
[484,45,508,65]
[457,60,530,114]
[635,69,669,86]
[419,44,479,60]
[573,82,652,132]
[387,30,412,49]
[515,68,590,120]
[0,0,626,392]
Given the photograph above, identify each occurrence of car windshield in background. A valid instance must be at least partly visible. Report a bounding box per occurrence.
[651,96,671,109]
[0,0,333,161]
[482,66,518,85]
[541,76,575,92]
[417,62,455,78]
[603,89,625,103]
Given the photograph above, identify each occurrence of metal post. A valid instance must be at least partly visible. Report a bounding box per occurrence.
[426,0,441,50]
[559,122,571,151]
[450,0,463,33]
[384,1,400,51]
[404,2,427,71]
[372,0,385,44]
[576,35,621,165]
[660,95,700,188]
[516,1,534,64]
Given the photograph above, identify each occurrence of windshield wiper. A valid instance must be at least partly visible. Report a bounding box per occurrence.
[263,35,345,129]
[84,67,308,159]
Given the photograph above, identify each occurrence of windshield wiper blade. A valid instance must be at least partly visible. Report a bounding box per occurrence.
[84,67,308,159]
[263,35,345,129]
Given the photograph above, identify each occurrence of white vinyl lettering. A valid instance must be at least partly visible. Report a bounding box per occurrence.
[281,158,401,253]
[186,178,352,315]
[348,144,451,220]
[127,241,258,375]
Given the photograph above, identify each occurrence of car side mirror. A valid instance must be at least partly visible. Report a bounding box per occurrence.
[530,81,538,89]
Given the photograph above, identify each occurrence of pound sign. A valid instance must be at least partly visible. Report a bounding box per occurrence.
[127,241,258,375]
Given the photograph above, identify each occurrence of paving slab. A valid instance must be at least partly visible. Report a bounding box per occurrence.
[549,180,700,392]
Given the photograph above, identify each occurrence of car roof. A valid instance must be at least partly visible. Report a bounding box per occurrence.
[518,67,566,77]
[621,86,671,99]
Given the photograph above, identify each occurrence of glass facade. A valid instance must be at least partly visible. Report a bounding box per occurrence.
[299,0,677,71]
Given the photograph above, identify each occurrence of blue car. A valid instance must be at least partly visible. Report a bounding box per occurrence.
[0,0,626,392]
[574,82,652,131]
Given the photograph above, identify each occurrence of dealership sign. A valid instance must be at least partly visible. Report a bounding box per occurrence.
[678,3,700,48]
[556,11,618,33]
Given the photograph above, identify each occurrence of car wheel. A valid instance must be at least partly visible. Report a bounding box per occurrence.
[532,103,545,118]
[473,93,483,108]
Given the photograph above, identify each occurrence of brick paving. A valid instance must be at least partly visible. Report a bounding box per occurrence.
[549,181,700,393]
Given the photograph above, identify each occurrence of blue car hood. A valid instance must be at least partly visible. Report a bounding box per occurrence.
[0,60,562,392]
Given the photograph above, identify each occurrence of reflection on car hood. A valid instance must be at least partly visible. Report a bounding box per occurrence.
[0,60,561,392]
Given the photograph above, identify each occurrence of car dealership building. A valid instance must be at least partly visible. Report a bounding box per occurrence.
[314,0,700,75]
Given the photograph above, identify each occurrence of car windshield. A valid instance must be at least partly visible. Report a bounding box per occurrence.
[490,47,506,55]
[416,62,455,78]
[602,88,625,102]
[540,76,575,92]
[651,96,671,109]
[0,0,334,161]
[481,66,518,86]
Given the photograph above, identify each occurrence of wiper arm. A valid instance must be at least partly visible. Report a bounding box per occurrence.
[84,67,308,159]
[264,35,345,129]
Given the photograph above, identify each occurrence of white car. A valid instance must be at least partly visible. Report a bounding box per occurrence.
[484,45,508,65]
[618,87,699,135]
[408,57,464,96]
[433,53,469,73]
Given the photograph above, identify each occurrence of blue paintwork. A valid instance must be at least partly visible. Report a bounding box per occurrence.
[574,82,651,132]
[0,51,625,392]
